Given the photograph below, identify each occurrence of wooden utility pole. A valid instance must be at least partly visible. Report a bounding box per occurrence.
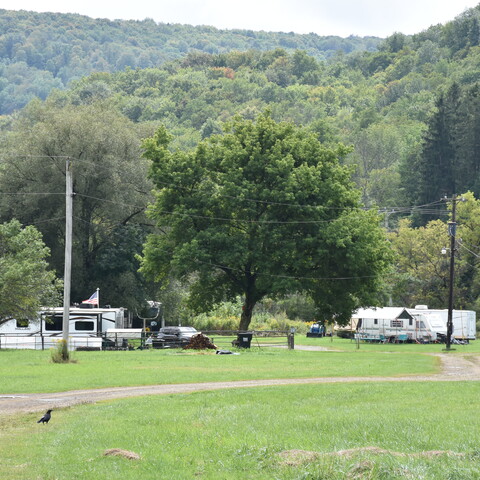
[445,194,457,351]
[62,158,73,349]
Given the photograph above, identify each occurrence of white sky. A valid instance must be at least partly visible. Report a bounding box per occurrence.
[1,0,479,37]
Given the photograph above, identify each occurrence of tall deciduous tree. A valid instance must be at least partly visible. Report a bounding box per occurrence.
[0,100,153,309]
[0,220,60,324]
[140,113,392,329]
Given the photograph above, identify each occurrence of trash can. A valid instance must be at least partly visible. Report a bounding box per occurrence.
[237,332,253,348]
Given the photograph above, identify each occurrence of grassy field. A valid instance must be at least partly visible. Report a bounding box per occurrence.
[0,346,439,394]
[1,340,479,479]
[296,335,480,352]
[1,382,480,479]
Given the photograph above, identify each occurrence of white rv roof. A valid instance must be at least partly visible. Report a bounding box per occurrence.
[41,307,124,313]
[353,307,410,320]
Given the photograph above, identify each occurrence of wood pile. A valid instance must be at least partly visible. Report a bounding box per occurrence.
[183,333,217,350]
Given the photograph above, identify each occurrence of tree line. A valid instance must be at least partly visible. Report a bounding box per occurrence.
[2,6,480,325]
[0,8,380,114]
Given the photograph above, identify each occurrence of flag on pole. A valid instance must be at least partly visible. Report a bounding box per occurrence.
[82,290,99,306]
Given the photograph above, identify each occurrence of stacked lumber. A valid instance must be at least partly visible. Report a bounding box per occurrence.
[183,333,217,350]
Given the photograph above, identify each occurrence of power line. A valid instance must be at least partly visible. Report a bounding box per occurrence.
[193,259,382,281]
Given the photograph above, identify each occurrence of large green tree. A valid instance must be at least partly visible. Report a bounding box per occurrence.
[140,113,392,329]
[0,219,60,324]
[0,99,154,309]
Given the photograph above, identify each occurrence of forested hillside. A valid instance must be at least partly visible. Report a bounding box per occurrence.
[2,5,480,318]
[0,9,380,114]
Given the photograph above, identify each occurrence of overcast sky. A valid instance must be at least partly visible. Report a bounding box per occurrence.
[2,0,479,37]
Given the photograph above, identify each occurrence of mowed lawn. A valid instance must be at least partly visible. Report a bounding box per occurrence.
[0,346,439,394]
[1,381,480,479]
[1,342,479,479]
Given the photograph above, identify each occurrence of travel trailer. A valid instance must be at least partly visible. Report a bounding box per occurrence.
[0,306,126,350]
[353,307,439,343]
[408,306,476,341]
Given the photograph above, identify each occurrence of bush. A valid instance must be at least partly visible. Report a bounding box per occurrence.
[50,339,75,363]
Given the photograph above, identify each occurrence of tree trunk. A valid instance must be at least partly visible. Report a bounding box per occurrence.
[239,301,255,331]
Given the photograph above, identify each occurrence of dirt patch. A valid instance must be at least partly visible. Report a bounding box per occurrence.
[103,448,141,460]
[278,449,319,466]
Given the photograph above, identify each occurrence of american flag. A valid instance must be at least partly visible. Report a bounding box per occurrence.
[82,291,98,306]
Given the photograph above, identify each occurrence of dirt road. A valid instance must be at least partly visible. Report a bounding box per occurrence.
[1,351,479,416]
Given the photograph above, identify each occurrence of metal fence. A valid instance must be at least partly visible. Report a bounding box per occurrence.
[0,329,294,350]
[0,333,103,350]
[201,330,294,350]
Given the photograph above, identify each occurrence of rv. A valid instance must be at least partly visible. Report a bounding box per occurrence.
[408,306,476,341]
[353,307,439,343]
[0,306,126,350]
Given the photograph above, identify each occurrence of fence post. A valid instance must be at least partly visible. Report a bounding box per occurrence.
[288,328,295,350]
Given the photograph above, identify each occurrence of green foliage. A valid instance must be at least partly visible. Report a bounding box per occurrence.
[405,82,480,214]
[3,5,480,316]
[50,339,73,364]
[388,193,480,312]
[0,9,381,114]
[0,101,154,310]
[0,219,60,322]
[141,113,393,329]
[388,218,451,308]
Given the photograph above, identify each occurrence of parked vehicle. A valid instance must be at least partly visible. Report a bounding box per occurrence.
[146,326,199,348]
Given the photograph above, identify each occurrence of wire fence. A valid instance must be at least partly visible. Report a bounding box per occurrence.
[201,330,294,350]
[0,330,295,350]
[0,333,103,350]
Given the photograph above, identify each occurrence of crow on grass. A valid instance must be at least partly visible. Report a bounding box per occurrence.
[37,409,52,424]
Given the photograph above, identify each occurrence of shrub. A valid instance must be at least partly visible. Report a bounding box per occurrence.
[50,339,75,363]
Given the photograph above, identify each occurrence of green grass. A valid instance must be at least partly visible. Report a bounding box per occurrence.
[2,382,480,479]
[296,335,480,353]
[0,347,438,394]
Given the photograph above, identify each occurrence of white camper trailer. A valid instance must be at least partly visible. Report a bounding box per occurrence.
[409,306,476,341]
[353,307,438,343]
[0,306,126,350]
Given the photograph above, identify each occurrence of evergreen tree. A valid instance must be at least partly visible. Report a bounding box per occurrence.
[414,84,461,223]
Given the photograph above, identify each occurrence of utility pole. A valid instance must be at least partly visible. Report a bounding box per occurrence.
[62,158,73,352]
[445,194,457,351]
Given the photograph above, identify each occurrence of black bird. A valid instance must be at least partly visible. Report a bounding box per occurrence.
[37,409,52,424]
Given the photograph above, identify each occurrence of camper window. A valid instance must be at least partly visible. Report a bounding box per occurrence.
[374,319,378,325]
[391,320,403,328]
[16,318,29,328]
[44,315,63,331]
[74,321,95,331]
[416,320,426,329]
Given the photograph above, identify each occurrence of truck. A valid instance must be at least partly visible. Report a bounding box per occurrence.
[0,306,127,350]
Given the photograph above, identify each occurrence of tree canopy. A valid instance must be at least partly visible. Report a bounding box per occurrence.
[140,113,393,329]
[0,219,60,323]
[0,100,155,310]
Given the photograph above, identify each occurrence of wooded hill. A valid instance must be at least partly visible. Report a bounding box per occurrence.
[0,8,380,114]
[2,5,480,317]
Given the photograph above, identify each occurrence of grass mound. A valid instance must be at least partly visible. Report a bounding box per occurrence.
[103,448,141,460]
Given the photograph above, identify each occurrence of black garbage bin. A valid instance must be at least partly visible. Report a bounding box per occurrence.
[237,332,253,348]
